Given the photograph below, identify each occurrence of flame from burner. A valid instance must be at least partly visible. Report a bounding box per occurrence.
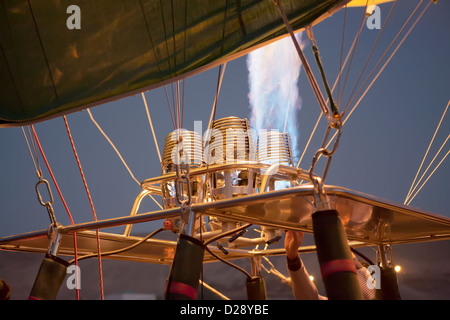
[247,31,304,161]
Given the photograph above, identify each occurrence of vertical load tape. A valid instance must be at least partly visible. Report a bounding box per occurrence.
[246,276,267,300]
[376,267,401,300]
[165,234,204,300]
[312,210,364,300]
[29,254,70,300]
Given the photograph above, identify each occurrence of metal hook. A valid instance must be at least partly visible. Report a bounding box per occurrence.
[35,178,57,227]
[35,178,54,207]
[377,244,394,268]
[308,125,342,211]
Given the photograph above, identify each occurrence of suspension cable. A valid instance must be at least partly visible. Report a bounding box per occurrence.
[172,83,178,128]
[30,126,75,223]
[273,0,330,121]
[405,99,449,203]
[141,92,162,164]
[324,0,432,155]
[342,0,426,117]
[204,63,227,150]
[333,3,369,107]
[296,112,323,168]
[406,134,449,204]
[30,125,80,299]
[86,108,163,210]
[337,5,347,105]
[343,0,398,113]
[63,115,105,300]
[182,79,186,128]
[406,149,449,206]
[296,3,364,169]
[307,27,341,121]
[164,85,177,130]
[177,81,181,129]
[87,109,140,185]
[337,0,368,107]
[21,127,42,178]
[308,0,433,181]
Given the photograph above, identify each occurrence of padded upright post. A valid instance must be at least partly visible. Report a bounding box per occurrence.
[312,209,364,300]
[29,254,69,300]
[165,234,204,300]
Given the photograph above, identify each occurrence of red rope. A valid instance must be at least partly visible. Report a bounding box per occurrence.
[30,125,80,300]
[63,116,105,300]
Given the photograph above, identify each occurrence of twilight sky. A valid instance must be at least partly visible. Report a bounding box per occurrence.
[0,0,449,299]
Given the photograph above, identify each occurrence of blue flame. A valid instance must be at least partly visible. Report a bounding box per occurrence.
[247,32,303,161]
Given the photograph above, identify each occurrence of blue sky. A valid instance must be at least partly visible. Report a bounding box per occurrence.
[1,0,449,242]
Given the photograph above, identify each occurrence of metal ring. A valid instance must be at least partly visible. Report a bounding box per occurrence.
[35,178,54,207]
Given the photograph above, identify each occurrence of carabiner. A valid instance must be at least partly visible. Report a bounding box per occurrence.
[35,178,57,227]
[35,178,54,207]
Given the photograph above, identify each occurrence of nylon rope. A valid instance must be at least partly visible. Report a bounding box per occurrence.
[30,125,80,300]
[27,126,42,176]
[337,0,368,107]
[171,0,179,130]
[405,99,449,203]
[86,109,140,185]
[164,85,177,129]
[307,0,431,174]
[342,0,431,126]
[333,4,367,107]
[170,0,179,131]
[296,11,362,169]
[137,0,177,132]
[320,0,431,159]
[337,5,347,104]
[63,116,105,300]
[178,80,185,129]
[160,0,178,131]
[86,109,163,210]
[296,4,364,169]
[405,134,449,205]
[138,0,176,131]
[172,84,177,128]
[274,0,329,118]
[177,81,181,129]
[21,127,41,178]
[406,149,449,206]
[296,112,323,168]
[182,79,186,128]
[141,92,162,164]
[204,63,227,151]
[342,0,425,117]
[343,0,398,113]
